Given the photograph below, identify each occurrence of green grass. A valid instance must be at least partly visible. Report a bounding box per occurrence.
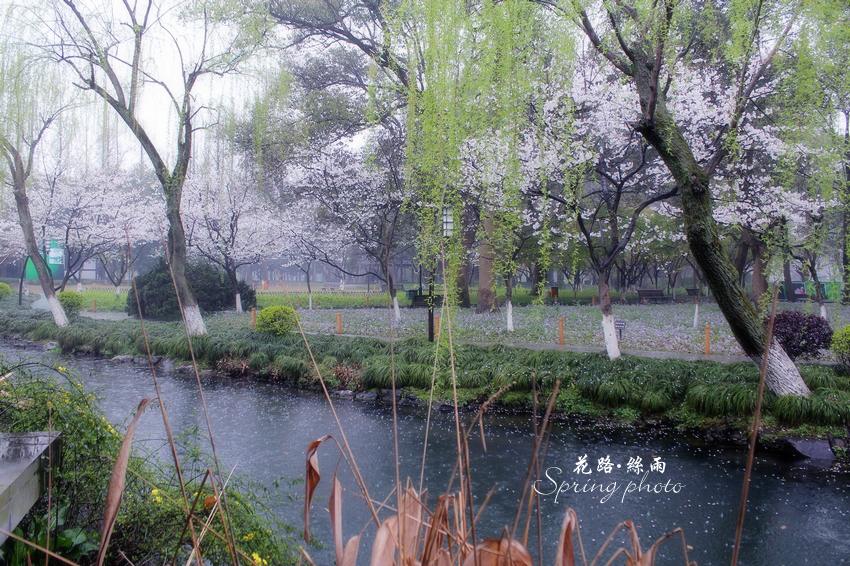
[1,306,847,429]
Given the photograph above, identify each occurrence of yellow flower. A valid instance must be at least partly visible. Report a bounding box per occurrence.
[243,532,255,541]
[57,366,66,372]
[251,553,267,566]
[151,489,163,504]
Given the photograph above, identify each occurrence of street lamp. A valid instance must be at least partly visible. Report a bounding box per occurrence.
[429,206,453,342]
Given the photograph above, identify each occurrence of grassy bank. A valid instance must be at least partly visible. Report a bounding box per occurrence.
[0,357,299,565]
[1,308,848,434]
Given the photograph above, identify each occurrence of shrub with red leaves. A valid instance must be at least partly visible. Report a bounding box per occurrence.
[765,310,833,360]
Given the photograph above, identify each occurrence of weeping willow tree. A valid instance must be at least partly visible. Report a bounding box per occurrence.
[0,10,69,327]
[401,0,573,330]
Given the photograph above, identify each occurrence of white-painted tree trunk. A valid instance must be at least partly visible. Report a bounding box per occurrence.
[309,294,313,310]
[115,285,121,298]
[235,293,243,313]
[820,303,827,319]
[76,281,83,293]
[183,303,207,336]
[751,342,811,397]
[601,313,621,360]
[393,296,401,321]
[693,303,700,328]
[506,300,514,332]
[47,295,69,327]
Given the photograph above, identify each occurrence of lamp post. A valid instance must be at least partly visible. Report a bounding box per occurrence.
[429,206,453,342]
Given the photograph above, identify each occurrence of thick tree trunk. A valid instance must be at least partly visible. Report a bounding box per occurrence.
[598,271,620,360]
[11,174,68,327]
[633,70,810,396]
[226,268,243,313]
[476,213,496,313]
[165,199,206,335]
[733,241,750,286]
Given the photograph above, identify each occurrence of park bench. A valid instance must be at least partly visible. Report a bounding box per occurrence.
[410,294,443,308]
[637,289,668,304]
[686,288,700,296]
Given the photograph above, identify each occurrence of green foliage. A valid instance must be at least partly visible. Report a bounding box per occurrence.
[0,364,298,564]
[127,258,257,319]
[256,305,299,336]
[57,291,84,316]
[0,282,12,299]
[831,325,850,369]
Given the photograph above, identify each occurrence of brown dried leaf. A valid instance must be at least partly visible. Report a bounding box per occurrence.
[203,495,217,511]
[370,516,399,566]
[460,538,532,566]
[399,487,423,559]
[304,434,332,545]
[421,495,450,565]
[96,398,154,566]
[341,535,361,566]
[329,472,344,565]
[555,508,578,566]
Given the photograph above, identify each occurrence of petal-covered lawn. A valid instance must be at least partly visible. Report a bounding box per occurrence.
[294,301,850,356]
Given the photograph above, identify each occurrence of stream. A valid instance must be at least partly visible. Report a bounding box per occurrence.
[3,343,849,565]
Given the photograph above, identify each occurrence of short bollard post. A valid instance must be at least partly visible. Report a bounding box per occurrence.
[92,300,97,312]
[297,298,301,309]
[435,315,440,339]
[337,312,342,334]
[251,308,257,327]
[366,295,370,308]
[591,296,596,307]
[704,323,710,355]
[559,317,565,345]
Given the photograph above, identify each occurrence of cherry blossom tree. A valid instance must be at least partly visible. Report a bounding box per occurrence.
[183,159,282,312]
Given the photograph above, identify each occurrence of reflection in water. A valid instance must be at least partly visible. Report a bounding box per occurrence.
[5,347,849,565]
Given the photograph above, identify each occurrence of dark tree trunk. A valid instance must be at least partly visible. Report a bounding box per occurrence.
[783,261,796,303]
[632,64,810,396]
[476,213,496,313]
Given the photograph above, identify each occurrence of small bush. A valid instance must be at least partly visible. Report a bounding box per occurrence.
[127,259,257,319]
[766,310,832,360]
[256,305,299,336]
[57,291,84,316]
[0,282,12,299]
[831,325,850,369]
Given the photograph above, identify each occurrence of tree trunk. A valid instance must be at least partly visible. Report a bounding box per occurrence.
[476,213,496,313]
[164,184,206,334]
[597,268,620,360]
[633,70,810,397]
[505,273,514,332]
[226,267,242,313]
[387,272,401,321]
[11,171,68,327]
[733,241,750,286]
[783,261,796,303]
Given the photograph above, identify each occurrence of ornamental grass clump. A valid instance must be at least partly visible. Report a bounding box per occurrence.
[255,305,299,336]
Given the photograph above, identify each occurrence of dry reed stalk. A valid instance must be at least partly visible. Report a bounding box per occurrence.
[96,397,155,566]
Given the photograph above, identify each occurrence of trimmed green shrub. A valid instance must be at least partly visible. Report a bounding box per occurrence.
[831,325,850,369]
[57,291,84,316]
[766,310,832,360]
[256,305,299,336]
[0,282,12,299]
[126,259,257,319]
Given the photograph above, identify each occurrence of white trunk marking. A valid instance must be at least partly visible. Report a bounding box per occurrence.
[393,296,401,321]
[693,303,700,329]
[47,295,69,327]
[115,285,121,298]
[506,300,514,332]
[309,294,313,310]
[183,303,207,336]
[820,304,827,320]
[76,281,83,293]
[751,342,811,397]
[601,313,621,360]
[235,292,243,313]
